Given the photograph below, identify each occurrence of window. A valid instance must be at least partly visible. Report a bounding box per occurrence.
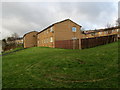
[50,27,54,32]
[38,41,39,44]
[72,27,76,32]
[72,37,77,40]
[50,37,53,42]
[117,29,119,32]
[105,31,108,34]
[91,32,95,36]
[99,32,102,35]
[112,30,114,33]
[33,35,36,37]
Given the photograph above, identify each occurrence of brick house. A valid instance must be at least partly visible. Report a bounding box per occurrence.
[23,19,119,49]
[82,26,120,39]
[23,31,38,48]
[37,19,82,49]
[15,37,23,44]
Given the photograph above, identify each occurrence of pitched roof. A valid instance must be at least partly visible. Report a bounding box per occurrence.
[23,31,38,38]
[37,19,82,35]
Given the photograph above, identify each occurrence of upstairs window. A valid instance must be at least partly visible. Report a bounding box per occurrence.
[112,30,114,33]
[72,27,76,32]
[105,31,108,34]
[91,32,95,36]
[50,37,53,42]
[99,32,102,35]
[33,35,36,37]
[117,29,119,32]
[38,41,40,44]
[50,27,54,32]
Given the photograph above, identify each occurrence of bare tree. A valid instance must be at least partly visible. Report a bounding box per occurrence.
[106,23,112,28]
[6,32,19,48]
[81,27,85,31]
[11,33,19,39]
[2,39,7,51]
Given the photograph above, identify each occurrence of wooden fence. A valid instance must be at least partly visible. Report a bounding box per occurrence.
[55,34,118,49]
[55,39,79,49]
[81,34,118,49]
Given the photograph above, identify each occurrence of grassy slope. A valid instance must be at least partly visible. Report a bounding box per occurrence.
[2,41,119,88]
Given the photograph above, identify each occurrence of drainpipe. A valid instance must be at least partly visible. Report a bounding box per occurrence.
[68,20,74,50]
[79,30,82,50]
[73,32,75,49]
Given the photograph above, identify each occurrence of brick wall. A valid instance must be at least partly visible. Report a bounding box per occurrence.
[23,31,38,48]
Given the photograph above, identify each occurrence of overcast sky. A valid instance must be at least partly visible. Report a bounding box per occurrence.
[1,1,119,39]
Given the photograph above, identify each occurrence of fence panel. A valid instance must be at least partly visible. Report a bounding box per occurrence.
[55,39,79,49]
[81,34,117,49]
[55,34,117,49]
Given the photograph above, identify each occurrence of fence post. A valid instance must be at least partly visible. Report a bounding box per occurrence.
[73,39,75,49]
[79,38,81,49]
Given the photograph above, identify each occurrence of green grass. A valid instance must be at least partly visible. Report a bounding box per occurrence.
[2,41,119,88]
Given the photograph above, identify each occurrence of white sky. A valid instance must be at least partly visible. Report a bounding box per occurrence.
[1,0,119,39]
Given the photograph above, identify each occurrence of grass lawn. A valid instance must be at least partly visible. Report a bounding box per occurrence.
[2,41,119,88]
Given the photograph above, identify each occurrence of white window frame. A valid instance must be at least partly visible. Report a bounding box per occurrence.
[72,37,77,40]
[72,27,77,32]
[112,30,114,33]
[117,29,119,32]
[50,27,54,32]
[50,37,53,42]
[105,31,108,34]
[99,32,102,35]
[38,41,39,44]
